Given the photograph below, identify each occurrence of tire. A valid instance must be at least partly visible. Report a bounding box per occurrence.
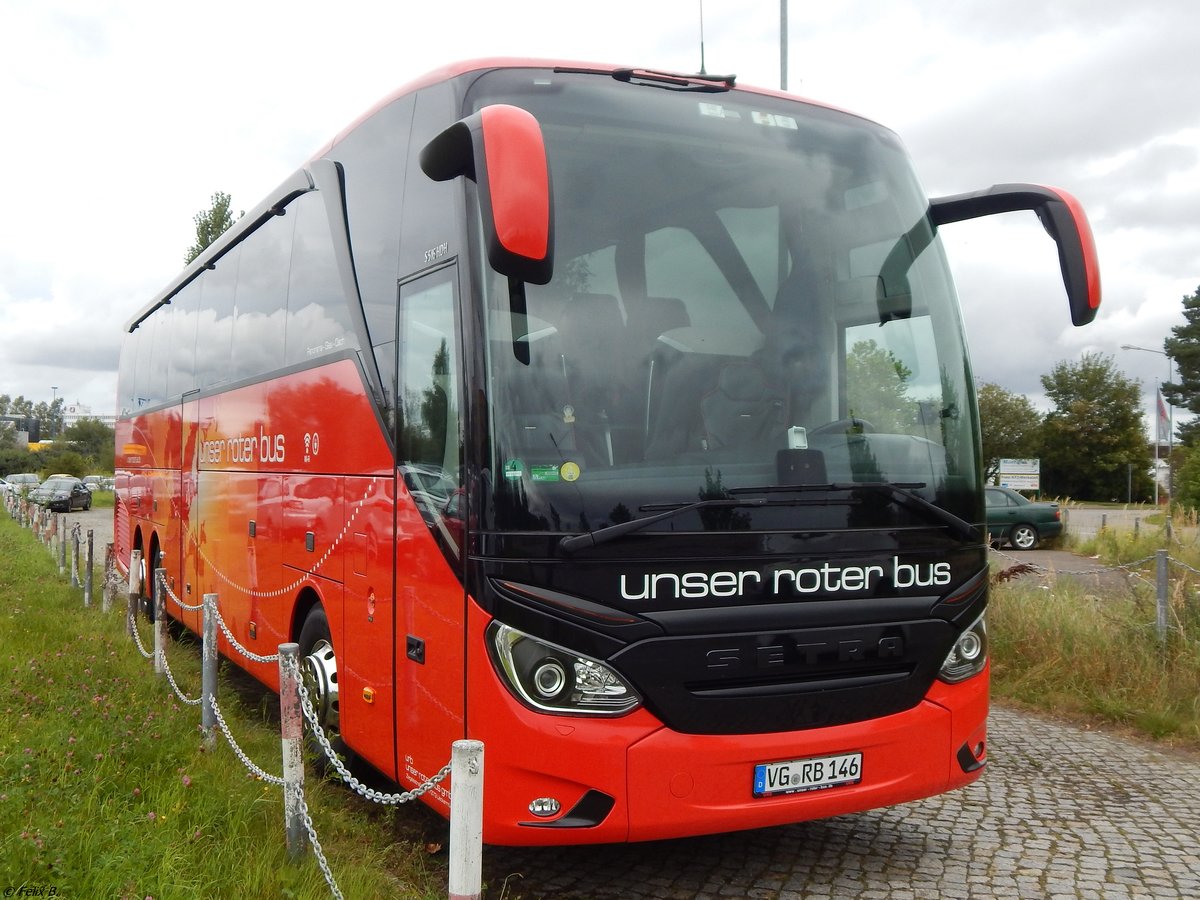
[297,607,348,770]
[1010,523,1039,551]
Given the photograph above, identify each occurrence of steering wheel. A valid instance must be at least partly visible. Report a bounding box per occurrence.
[807,416,876,437]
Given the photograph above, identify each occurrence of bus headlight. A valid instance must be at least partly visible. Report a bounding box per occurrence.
[938,613,987,683]
[487,622,641,716]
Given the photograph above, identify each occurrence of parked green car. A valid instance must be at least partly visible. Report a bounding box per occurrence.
[985,486,1063,550]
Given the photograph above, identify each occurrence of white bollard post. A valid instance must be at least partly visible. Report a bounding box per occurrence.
[201,593,219,750]
[127,550,143,637]
[277,643,307,860]
[1156,549,1170,645]
[102,542,114,613]
[83,530,94,608]
[153,568,167,675]
[448,739,484,900]
[71,526,80,588]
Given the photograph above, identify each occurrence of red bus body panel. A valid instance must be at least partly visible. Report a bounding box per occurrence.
[464,602,988,845]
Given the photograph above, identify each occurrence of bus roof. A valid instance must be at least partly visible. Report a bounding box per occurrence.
[127,58,875,333]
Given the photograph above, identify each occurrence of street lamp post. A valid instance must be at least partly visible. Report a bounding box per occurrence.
[1120,344,1173,506]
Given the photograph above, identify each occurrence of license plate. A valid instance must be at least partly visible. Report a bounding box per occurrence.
[753,751,862,797]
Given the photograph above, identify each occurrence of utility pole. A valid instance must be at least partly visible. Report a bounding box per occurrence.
[780,1,789,91]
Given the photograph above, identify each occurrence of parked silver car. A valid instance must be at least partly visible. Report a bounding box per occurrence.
[2,472,41,497]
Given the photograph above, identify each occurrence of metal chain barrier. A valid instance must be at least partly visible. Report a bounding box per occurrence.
[291,783,344,900]
[157,569,205,612]
[286,653,453,805]
[215,611,281,664]
[209,693,286,786]
[988,546,1158,586]
[1170,557,1200,579]
[128,612,154,660]
[160,647,203,707]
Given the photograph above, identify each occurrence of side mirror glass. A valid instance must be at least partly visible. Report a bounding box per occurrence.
[420,104,554,285]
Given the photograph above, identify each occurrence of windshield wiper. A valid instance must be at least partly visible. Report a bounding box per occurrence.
[558,497,769,554]
[728,481,979,542]
[558,482,979,554]
[555,66,736,92]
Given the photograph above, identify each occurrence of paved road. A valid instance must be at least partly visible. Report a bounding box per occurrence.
[480,706,1200,898]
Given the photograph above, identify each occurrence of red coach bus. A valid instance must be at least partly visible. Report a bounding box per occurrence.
[115,59,1099,845]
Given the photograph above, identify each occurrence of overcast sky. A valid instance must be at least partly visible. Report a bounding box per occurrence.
[2,0,1197,432]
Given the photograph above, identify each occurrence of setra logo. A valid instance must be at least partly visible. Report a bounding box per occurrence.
[704,634,906,671]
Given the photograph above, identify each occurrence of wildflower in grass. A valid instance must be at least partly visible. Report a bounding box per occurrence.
[181,774,192,787]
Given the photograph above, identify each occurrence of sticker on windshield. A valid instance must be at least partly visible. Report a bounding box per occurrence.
[751,111,798,130]
[560,462,581,483]
[698,102,741,121]
[504,459,524,480]
[530,465,559,482]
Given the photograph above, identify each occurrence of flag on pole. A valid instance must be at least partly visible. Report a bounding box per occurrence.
[1157,387,1171,445]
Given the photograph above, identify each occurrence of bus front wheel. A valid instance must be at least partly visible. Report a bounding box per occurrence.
[298,608,344,765]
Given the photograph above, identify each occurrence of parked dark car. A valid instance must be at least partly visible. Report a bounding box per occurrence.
[985,486,1062,550]
[30,475,93,512]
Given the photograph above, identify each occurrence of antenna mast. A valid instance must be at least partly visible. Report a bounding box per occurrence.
[699,0,707,75]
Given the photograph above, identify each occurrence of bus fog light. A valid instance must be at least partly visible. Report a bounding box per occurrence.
[938,613,988,683]
[529,797,561,817]
[487,622,642,716]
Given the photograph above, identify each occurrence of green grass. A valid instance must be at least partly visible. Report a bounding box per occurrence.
[0,513,444,898]
[88,489,115,509]
[990,529,1200,746]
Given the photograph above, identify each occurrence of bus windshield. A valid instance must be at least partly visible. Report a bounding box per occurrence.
[467,69,979,540]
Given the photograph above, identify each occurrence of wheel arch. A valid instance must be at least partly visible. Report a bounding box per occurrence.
[290,584,326,643]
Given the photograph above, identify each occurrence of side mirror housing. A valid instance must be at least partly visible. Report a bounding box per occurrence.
[930,184,1100,326]
[420,104,554,285]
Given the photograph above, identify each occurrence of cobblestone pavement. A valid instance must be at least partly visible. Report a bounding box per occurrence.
[483,706,1200,899]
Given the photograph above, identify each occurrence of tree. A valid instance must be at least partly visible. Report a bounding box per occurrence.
[1039,352,1154,500]
[845,339,917,432]
[976,382,1042,483]
[32,398,64,440]
[1163,284,1200,446]
[62,417,116,469]
[184,191,242,264]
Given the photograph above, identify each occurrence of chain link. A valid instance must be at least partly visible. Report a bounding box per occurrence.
[988,546,1159,583]
[215,608,281,664]
[291,783,344,900]
[283,654,452,805]
[1171,557,1200,579]
[209,694,285,786]
[160,648,203,706]
[128,614,154,660]
[157,569,205,612]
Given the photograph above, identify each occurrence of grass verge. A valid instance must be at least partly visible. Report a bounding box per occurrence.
[990,537,1200,747]
[0,513,444,899]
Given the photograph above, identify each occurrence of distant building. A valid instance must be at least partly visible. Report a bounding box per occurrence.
[63,401,116,428]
